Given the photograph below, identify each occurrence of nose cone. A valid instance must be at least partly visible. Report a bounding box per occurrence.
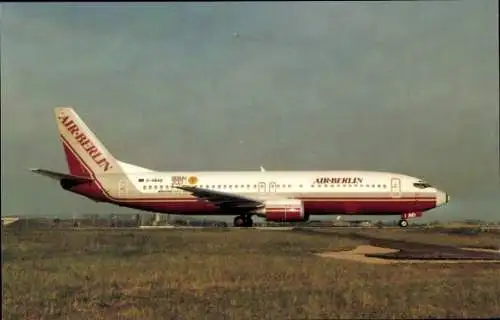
[436,190,449,207]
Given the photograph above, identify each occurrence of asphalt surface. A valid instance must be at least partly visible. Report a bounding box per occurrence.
[292,228,500,261]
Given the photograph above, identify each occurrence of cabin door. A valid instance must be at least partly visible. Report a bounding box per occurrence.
[390,178,401,198]
[258,182,267,193]
[269,182,277,193]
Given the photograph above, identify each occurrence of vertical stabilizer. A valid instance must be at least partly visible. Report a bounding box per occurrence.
[54,107,122,177]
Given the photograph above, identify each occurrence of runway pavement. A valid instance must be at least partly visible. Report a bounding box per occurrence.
[293,227,500,262]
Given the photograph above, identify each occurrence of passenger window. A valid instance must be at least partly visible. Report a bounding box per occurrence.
[299,184,303,188]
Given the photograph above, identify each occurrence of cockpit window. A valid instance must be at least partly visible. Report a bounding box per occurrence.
[413,182,432,189]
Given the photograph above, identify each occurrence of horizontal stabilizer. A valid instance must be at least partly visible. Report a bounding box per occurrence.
[29,168,94,183]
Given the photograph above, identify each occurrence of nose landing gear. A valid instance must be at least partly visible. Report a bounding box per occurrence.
[398,212,422,228]
[398,219,409,228]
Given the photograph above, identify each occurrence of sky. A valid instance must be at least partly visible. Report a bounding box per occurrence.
[1,1,499,222]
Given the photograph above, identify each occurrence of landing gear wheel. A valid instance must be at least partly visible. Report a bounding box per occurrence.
[244,216,254,228]
[234,216,245,227]
[234,215,253,227]
[399,219,408,228]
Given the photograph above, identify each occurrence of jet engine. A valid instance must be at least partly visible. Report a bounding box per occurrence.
[254,199,309,222]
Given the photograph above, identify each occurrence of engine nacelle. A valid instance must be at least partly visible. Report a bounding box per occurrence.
[255,199,308,222]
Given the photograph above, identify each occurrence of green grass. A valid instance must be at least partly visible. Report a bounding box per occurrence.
[2,229,500,319]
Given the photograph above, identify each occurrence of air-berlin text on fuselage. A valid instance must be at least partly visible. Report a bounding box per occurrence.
[315,177,363,184]
[58,114,112,172]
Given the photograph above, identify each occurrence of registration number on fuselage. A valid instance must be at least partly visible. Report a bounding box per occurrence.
[141,178,163,183]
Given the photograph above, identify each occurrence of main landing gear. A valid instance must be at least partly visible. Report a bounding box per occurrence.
[234,215,253,227]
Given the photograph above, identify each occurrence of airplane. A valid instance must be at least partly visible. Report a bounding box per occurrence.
[31,107,450,228]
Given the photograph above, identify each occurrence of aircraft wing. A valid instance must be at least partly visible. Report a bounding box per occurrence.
[175,185,264,210]
[29,168,93,183]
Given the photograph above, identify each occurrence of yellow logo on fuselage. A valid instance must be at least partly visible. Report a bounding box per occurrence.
[188,176,198,185]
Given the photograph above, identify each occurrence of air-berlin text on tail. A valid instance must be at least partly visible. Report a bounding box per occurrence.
[58,113,112,172]
[315,177,363,184]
